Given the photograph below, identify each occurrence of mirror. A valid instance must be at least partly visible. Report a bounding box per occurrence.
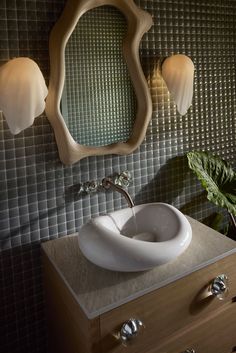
[61,6,136,147]
[46,0,153,164]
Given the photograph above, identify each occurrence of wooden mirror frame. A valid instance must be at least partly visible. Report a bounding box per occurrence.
[45,0,153,165]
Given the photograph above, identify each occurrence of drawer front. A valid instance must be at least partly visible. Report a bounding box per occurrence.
[154,303,236,353]
[100,253,236,353]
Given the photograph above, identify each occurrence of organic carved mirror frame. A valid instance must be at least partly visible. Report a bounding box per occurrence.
[45,0,153,165]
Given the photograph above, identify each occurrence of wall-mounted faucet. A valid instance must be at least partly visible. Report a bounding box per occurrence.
[74,170,134,208]
[102,177,134,208]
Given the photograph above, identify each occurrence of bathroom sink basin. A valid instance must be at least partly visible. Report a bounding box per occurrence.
[78,203,192,272]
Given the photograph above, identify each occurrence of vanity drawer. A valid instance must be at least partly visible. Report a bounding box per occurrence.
[100,253,236,353]
[153,302,236,353]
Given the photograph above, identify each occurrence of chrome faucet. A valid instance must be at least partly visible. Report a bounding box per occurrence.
[102,177,134,208]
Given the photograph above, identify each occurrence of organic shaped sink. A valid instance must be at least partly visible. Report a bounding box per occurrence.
[78,203,192,272]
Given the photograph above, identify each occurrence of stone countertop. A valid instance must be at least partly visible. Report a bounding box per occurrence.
[41,217,236,319]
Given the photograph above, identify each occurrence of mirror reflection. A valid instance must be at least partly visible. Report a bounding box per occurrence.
[61,6,136,147]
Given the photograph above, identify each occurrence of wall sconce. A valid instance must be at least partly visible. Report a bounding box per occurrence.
[0,57,48,135]
[160,54,194,115]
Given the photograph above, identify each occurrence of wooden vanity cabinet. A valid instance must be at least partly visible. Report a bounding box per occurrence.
[100,253,236,353]
[43,251,236,353]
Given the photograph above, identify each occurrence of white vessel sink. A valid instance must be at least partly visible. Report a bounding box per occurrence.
[78,203,192,272]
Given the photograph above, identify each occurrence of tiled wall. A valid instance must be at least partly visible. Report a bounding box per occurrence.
[1,0,236,352]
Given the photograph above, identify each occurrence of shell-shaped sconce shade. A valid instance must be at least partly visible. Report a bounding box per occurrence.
[0,57,48,134]
[161,54,194,116]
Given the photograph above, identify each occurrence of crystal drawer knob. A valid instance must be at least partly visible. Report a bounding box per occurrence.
[209,274,228,300]
[183,349,195,353]
[119,318,144,345]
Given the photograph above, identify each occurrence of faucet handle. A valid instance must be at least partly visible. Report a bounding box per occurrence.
[115,171,132,188]
[82,181,99,194]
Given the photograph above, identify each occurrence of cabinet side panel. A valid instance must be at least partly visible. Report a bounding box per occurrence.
[42,253,101,353]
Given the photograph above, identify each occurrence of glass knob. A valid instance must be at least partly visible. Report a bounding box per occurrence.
[209,274,228,300]
[119,318,144,345]
[183,349,195,353]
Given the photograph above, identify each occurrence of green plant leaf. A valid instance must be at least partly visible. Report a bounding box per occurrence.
[187,151,236,216]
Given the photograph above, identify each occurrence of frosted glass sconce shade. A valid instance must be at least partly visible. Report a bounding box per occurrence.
[161,54,194,115]
[0,57,48,134]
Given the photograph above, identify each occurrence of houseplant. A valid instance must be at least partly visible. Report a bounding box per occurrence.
[187,151,236,236]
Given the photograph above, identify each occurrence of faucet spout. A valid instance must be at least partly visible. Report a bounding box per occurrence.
[102,178,134,208]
